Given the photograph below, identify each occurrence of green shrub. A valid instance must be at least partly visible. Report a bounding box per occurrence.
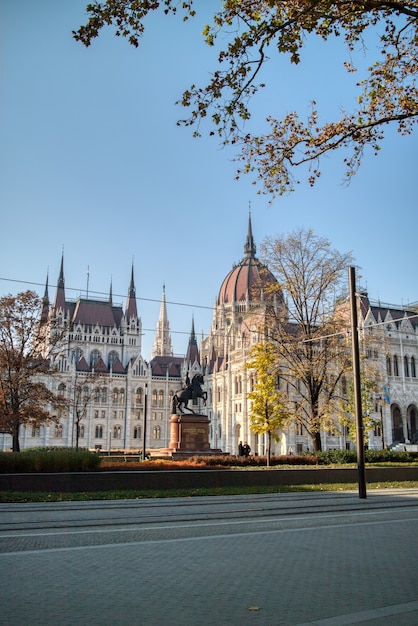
[0,449,102,473]
[315,450,357,465]
[315,449,418,465]
[365,449,418,464]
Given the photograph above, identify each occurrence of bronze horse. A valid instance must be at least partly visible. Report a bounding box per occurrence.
[172,374,207,414]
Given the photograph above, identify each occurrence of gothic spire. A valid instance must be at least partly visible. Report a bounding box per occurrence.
[185,315,199,366]
[125,262,138,319]
[40,272,50,323]
[244,210,256,258]
[53,252,66,312]
[152,285,173,358]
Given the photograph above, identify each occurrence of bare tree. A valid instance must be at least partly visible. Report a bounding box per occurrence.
[67,372,103,452]
[261,228,353,451]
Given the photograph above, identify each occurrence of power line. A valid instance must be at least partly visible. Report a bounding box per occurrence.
[0,276,213,311]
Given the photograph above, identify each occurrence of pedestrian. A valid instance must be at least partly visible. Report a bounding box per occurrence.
[238,440,244,457]
[243,442,251,457]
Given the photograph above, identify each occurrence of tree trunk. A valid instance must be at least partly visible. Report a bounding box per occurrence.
[266,431,271,467]
[12,423,20,452]
[75,419,80,452]
[312,431,322,452]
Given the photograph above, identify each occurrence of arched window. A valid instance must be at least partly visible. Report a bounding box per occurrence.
[153,426,161,439]
[393,355,399,377]
[113,425,121,439]
[54,424,63,438]
[72,348,82,363]
[58,356,67,372]
[411,356,416,378]
[112,388,118,405]
[108,350,118,369]
[58,383,66,397]
[133,426,142,439]
[95,425,103,438]
[152,389,157,406]
[386,356,392,376]
[404,356,410,378]
[135,387,143,405]
[79,425,85,438]
[119,388,125,405]
[94,387,101,402]
[392,405,403,443]
[90,349,101,367]
[158,390,164,407]
[101,387,107,403]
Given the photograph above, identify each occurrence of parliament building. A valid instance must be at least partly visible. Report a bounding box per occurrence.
[4,217,418,454]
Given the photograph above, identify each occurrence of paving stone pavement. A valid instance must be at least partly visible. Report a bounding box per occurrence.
[1,490,418,625]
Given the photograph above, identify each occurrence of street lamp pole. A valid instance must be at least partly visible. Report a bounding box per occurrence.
[142,383,148,461]
[349,266,367,499]
[379,398,385,449]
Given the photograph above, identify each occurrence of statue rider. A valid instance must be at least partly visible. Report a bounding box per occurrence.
[184,370,191,390]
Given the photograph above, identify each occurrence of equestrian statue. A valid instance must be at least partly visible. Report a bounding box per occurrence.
[172,373,207,414]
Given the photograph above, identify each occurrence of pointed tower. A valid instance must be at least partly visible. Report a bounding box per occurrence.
[244,210,256,259]
[109,278,113,305]
[152,285,173,358]
[183,316,200,381]
[40,272,50,324]
[122,263,142,362]
[125,263,138,320]
[53,254,66,316]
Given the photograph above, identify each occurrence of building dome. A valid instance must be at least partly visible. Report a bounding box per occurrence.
[217,217,282,305]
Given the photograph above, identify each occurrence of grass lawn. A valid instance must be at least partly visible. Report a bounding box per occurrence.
[1,480,418,503]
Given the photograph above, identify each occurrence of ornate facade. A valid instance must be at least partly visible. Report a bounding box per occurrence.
[2,217,418,453]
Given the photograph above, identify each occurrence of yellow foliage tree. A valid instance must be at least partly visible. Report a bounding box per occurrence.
[246,343,289,466]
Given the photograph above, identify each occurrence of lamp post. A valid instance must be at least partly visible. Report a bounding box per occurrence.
[349,266,367,499]
[379,396,385,449]
[142,383,148,461]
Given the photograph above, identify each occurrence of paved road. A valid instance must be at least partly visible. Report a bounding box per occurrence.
[1,489,418,625]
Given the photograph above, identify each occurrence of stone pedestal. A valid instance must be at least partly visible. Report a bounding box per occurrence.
[168,413,210,452]
[150,413,223,459]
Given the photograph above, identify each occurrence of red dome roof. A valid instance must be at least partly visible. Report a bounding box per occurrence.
[218,257,278,304]
[217,217,281,305]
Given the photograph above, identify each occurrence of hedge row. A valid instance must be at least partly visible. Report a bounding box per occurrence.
[1,449,417,474]
[0,448,102,473]
[316,449,418,465]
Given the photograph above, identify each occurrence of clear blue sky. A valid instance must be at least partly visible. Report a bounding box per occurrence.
[1,1,417,357]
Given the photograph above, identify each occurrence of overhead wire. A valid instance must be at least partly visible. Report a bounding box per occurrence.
[1,276,417,347]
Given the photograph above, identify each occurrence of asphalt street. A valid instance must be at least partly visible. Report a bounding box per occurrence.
[1,489,418,625]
